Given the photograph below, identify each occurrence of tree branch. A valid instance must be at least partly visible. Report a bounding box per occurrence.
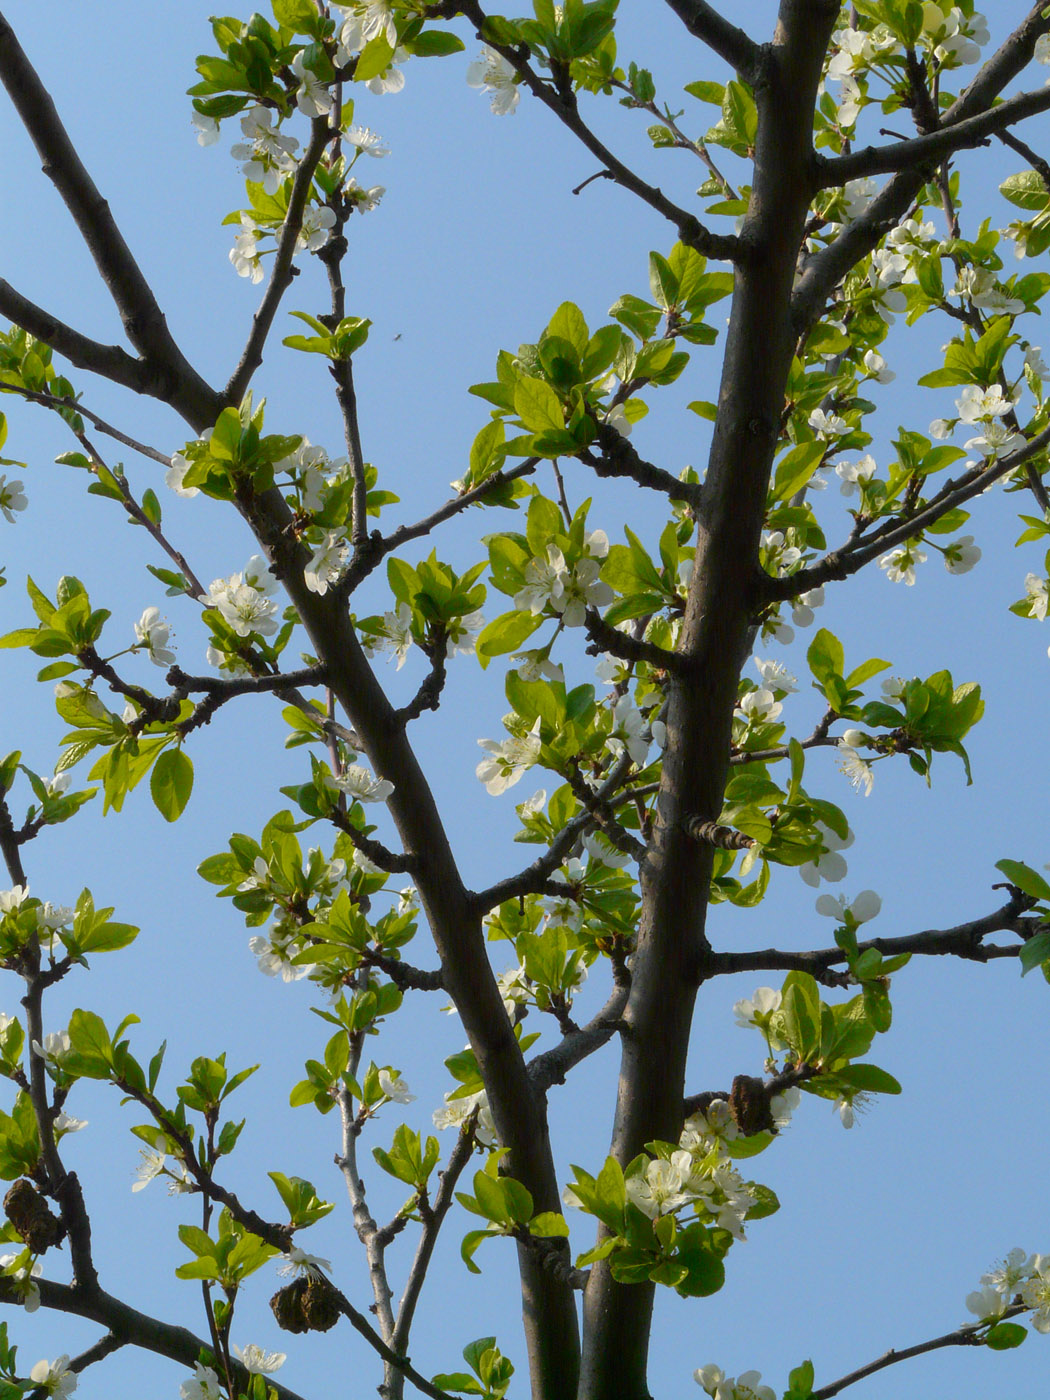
[527,983,630,1094]
[471,753,634,911]
[395,645,449,725]
[792,1,1050,333]
[457,0,741,263]
[660,0,762,82]
[388,1115,479,1397]
[0,380,170,464]
[812,1306,1025,1399]
[729,707,836,765]
[580,425,705,506]
[765,423,1050,600]
[0,13,217,421]
[0,280,155,398]
[584,611,683,673]
[817,85,1050,187]
[341,460,540,593]
[706,898,1041,980]
[225,115,332,405]
[8,1278,311,1400]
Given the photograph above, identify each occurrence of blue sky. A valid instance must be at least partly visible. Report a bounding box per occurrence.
[1,3,1050,1398]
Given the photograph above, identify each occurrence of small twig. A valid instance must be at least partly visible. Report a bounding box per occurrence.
[362,948,445,992]
[528,984,630,1093]
[706,897,1041,980]
[389,1115,479,1372]
[67,1332,127,1375]
[729,708,837,766]
[571,170,613,196]
[584,611,683,673]
[328,808,416,876]
[74,431,208,599]
[472,753,634,910]
[812,1305,1026,1399]
[456,0,741,263]
[225,115,333,403]
[395,644,448,725]
[0,380,170,464]
[341,459,540,592]
[580,425,703,506]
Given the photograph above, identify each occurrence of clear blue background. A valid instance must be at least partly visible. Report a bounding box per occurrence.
[1,3,1049,1398]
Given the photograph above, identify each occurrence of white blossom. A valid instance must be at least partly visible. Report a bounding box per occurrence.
[476,719,542,795]
[839,747,875,796]
[304,532,349,594]
[879,544,926,586]
[29,1356,77,1397]
[378,1068,415,1103]
[815,890,881,923]
[466,46,520,114]
[297,204,337,253]
[291,51,334,119]
[956,383,1014,423]
[190,112,220,146]
[792,586,824,628]
[732,987,781,1030]
[166,452,200,497]
[753,657,798,693]
[808,408,849,439]
[134,607,175,667]
[346,125,390,157]
[230,106,298,194]
[0,1252,42,1311]
[609,696,650,766]
[232,1344,286,1375]
[327,763,395,803]
[345,177,386,212]
[1025,573,1049,621]
[1024,346,1049,378]
[180,1362,224,1400]
[1021,1257,1050,1332]
[965,1283,1008,1321]
[445,609,485,659]
[249,933,311,982]
[835,455,877,496]
[738,687,782,725]
[943,535,981,574]
[277,1246,333,1278]
[0,474,27,523]
[369,603,414,669]
[799,822,853,887]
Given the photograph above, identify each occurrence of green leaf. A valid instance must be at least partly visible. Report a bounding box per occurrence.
[834,1063,901,1095]
[1018,927,1050,976]
[772,442,824,502]
[514,377,566,434]
[995,859,1050,902]
[648,252,679,310]
[151,748,194,822]
[985,1321,1027,1350]
[476,610,543,666]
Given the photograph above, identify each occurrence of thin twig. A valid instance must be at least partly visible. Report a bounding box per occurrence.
[0,380,170,463]
[812,1305,1026,1399]
[225,115,333,404]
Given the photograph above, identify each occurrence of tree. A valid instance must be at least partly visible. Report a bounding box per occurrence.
[0,1,1049,1397]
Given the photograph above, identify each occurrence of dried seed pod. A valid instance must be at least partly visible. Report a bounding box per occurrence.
[3,1178,65,1253]
[270,1278,311,1334]
[300,1272,340,1332]
[270,1273,340,1334]
[728,1074,774,1137]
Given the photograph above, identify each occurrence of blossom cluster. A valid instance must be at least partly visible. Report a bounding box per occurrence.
[966,1248,1050,1333]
